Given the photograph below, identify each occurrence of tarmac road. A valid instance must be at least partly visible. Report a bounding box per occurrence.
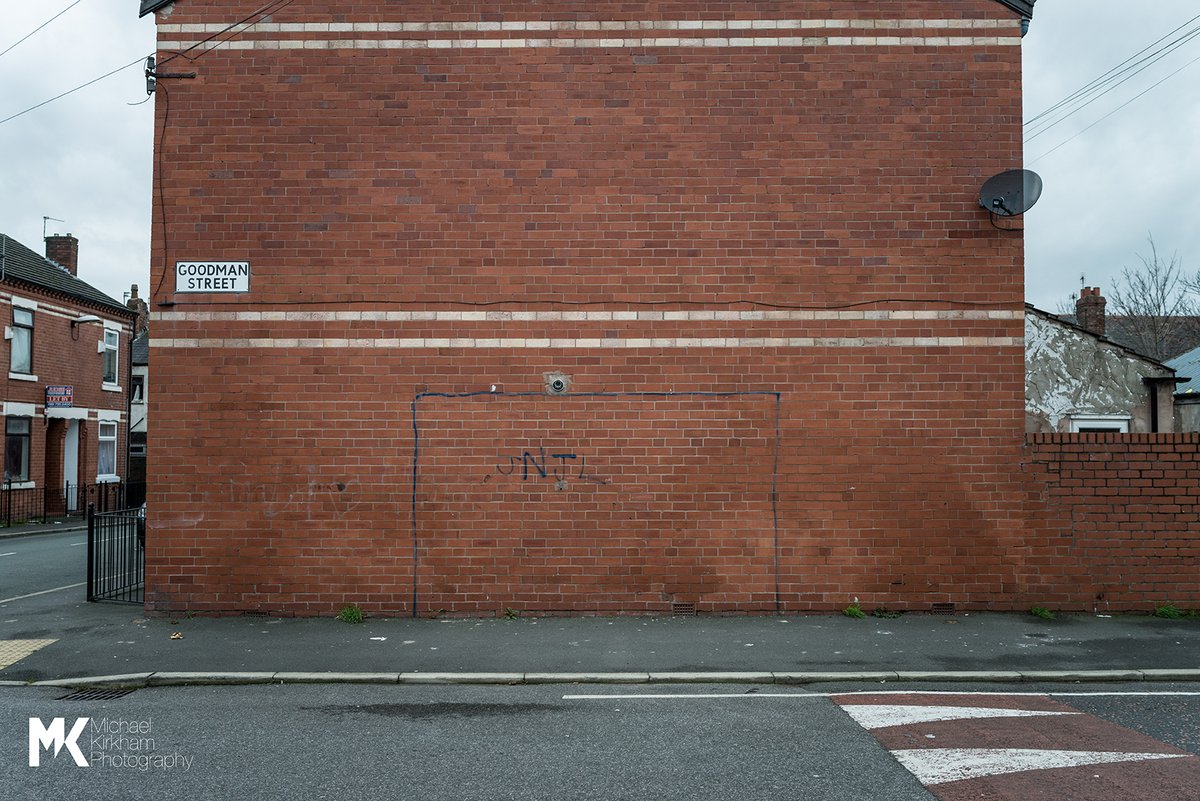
[0,529,88,604]
[3,682,1200,801]
[3,528,1200,799]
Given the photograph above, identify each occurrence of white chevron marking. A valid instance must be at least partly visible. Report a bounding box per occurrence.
[841,704,1078,730]
[892,748,1186,786]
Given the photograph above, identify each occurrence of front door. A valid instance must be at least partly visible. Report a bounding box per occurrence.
[63,420,79,512]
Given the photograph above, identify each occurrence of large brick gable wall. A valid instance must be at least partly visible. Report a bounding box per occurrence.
[147,1,1054,615]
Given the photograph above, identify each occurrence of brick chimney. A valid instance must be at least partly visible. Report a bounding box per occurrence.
[45,234,79,276]
[1075,286,1106,337]
[127,284,150,336]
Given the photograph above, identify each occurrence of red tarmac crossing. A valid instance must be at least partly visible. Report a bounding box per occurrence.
[834,693,1200,800]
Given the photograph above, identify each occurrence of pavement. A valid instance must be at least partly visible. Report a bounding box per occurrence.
[1,592,1198,688]
[3,526,1198,689]
[0,519,86,539]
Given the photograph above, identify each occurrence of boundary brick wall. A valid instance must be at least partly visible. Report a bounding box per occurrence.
[1022,434,1200,612]
[146,0,1042,616]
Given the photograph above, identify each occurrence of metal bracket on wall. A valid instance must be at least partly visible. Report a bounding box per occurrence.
[145,56,196,95]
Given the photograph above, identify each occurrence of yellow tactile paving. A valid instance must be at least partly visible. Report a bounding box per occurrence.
[0,639,57,670]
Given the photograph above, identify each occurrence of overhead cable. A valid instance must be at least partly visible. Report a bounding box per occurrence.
[1026,11,1200,129]
[0,56,147,127]
[0,1,86,61]
[1025,19,1200,141]
[1029,48,1200,164]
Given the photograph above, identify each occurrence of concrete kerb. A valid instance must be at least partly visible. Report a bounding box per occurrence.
[648,672,774,683]
[30,673,154,690]
[895,671,1024,682]
[775,672,900,684]
[525,672,651,684]
[399,672,526,685]
[0,524,87,540]
[12,669,1200,690]
[275,672,404,684]
[147,672,279,687]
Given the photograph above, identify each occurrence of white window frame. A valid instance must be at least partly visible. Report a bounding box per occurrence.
[1068,414,1130,433]
[8,300,36,380]
[102,325,120,390]
[96,419,120,482]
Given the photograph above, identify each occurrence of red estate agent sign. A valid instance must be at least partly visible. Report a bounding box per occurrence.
[45,386,73,408]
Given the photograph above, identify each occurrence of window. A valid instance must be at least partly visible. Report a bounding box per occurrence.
[97,422,118,479]
[4,417,31,482]
[102,329,119,385]
[10,307,32,374]
[1068,414,1130,433]
[131,374,145,403]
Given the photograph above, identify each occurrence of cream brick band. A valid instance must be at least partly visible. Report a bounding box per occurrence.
[158,19,1019,35]
[159,35,1021,51]
[152,309,1024,323]
[155,336,1021,349]
[158,17,1021,51]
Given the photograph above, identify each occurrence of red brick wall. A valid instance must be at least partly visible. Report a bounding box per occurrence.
[1022,434,1200,611]
[147,343,1030,616]
[415,392,780,613]
[146,1,1035,615]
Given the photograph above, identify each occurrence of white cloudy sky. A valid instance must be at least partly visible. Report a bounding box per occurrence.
[1,1,1198,311]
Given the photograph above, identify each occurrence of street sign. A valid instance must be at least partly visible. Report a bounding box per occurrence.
[175,262,250,293]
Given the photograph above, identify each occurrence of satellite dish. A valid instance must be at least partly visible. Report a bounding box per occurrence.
[979,169,1043,216]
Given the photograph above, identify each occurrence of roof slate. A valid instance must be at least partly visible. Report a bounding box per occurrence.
[132,333,150,365]
[1063,312,1200,363]
[0,234,133,315]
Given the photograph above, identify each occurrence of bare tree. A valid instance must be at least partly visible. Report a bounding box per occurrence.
[1107,237,1200,361]
[1055,237,1200,361]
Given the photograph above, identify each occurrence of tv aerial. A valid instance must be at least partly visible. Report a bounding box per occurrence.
[979,169,1042,228]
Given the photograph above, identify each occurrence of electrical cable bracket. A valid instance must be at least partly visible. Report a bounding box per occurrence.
[145,56,196,95]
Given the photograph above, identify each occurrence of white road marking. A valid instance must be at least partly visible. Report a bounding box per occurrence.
[69,542,86,547]
[564,690,1200,700]
[564,693,825,700]
[1050,692,1200,697]
[841,705,1078,730]
[0,552,16,557]
[892,748,1187,786]
[0,583,87,605]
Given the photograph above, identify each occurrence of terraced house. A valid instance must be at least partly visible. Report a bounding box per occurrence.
[140,0,1155,618]
[0,233,136,525]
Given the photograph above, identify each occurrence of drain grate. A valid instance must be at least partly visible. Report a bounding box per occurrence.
[930,602,957,616]
[671,602,696,617]
[57,688,137,701]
